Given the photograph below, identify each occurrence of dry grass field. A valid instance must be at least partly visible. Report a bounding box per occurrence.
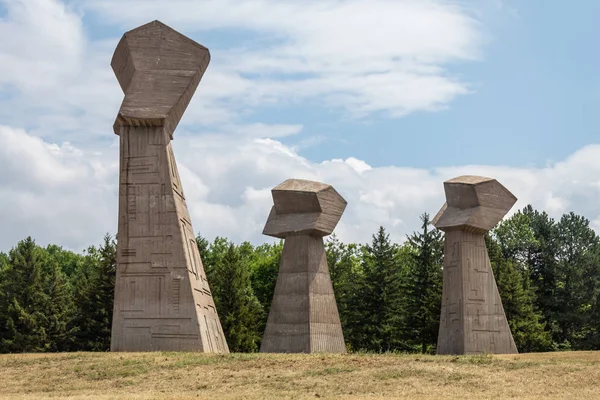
[0,351,599,399]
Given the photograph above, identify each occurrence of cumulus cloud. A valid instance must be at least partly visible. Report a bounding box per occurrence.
[0,0,84,92]
[0,0,487,149]
[0,0,598,253]
[0,0,489,143]
[0,0,120,142]
[79,0,484,121]
[0,125,117,251]
[2,124,599,252]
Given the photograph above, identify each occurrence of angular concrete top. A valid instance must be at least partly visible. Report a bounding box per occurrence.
[274,179,330,192]
[263,179,347,238]
[432,175,517,233]
[445,175,494,185]
[111,20,210,139]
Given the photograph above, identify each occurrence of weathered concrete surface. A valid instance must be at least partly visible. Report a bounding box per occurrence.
[263,180,347,239]
[261,179,347,353]
[433,175,518,355]
[110,21,228,353]
[111,20,210,140]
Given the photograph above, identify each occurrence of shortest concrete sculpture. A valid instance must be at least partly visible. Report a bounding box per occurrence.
[432,175,518,355]
[261,179,347,353]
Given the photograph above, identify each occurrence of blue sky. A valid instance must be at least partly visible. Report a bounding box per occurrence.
[71,0,600,169]
[262,0,599,169]
[0,0,599,251]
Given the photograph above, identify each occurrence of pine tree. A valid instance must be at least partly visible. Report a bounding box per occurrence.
[69,257,95,351]
[214,243,264,352]
[326,234,359,334]
[486,234,552,352]
[495,206,560,346]
[0,237,73,353]
[42,257,75,352]
[404,212,443,354]
[95,234,117,349]
[346,227,407,352]
[326,233,345,289]
[69,234,116,351]
[196,234,209,256]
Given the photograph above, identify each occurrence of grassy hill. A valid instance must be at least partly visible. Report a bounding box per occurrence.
[1,351,599,399]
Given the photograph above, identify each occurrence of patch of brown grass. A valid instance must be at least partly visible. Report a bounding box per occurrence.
[0,351,599,399]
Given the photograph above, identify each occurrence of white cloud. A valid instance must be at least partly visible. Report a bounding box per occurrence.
[73,0,484,123]
[2,125,599,252]
[0,125,117,251]
[0,126,86,187]
[229,123,304,138]
[0,0,84,92]
[592,217,600,233]
[1,0,599,254]
[328,157,373,175]
[0,0,120,142]
[0,0,486,151]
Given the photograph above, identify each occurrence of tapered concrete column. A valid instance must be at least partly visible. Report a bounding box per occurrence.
[110,21,228,353]
[432,175,518,355]
[260,179,347,353]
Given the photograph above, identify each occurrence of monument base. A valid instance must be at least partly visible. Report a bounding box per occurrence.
[437,229,518,355]
[110,126,228,353]
[260,234,346,353]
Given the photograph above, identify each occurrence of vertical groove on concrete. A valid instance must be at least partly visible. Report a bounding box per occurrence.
[261,179,347,353]
[111,126,228,352]
[260,235,310,353]
[434,175,518,355]
[437,229,517,355]
[308,236,346,353]
[110,20,228,353]
[261,235,346,353]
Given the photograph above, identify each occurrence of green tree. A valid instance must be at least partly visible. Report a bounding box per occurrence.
[486,234,552,352]
[553,212,600,348]
[45,244,85,278]
[211,243,264,352]
[404,212,443,354]
[495,206,561,346]
[0,237,74,353]
[345,227,407,352]
[201,236,230,291]
[326,234,360,337]
[69,234,117,351]
[248,241,283,326]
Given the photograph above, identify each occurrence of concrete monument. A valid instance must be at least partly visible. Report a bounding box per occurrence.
[261,179,347,353]
[110,20,228,353]
[432,175,518,355]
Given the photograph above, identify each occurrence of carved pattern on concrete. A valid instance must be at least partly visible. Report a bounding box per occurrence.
[432,175,518,355]
[110,20,228,353]
[261,179,347,353]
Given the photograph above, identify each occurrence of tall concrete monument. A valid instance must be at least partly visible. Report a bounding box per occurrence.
[110,20,228,353]
[261,179,347,353]
[432,175,518,355]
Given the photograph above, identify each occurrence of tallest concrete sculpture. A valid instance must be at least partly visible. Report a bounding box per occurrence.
[110,21,228,353]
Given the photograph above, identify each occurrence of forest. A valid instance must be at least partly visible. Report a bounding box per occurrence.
[1,204,599,354]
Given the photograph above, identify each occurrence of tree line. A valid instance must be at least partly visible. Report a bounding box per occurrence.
[1,204,599,354]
